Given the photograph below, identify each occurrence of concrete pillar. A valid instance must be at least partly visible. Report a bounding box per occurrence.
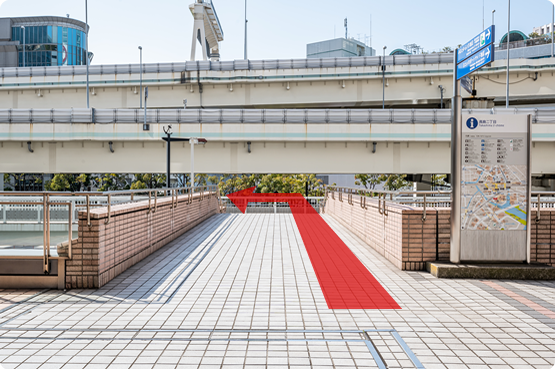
[0,173,3,191]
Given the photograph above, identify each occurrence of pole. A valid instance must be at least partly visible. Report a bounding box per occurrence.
[382,46,386,109]
[492,10,495,27]
[506,0,510,108]
[139,46,143,108]
[190,139,195,190]
[166,132,171,189]
[552,4,554,58]
[143,86,148,131]
[21,26,25,67]
[86,0,90,109]
[244,0,248,60]
[450,49,462,264]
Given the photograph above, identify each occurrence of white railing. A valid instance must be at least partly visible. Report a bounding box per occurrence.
[2,107,555,124]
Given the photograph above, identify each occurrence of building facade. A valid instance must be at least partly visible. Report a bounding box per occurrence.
[307,38,375,59]
[533,23,553,36]
[0,16,90,68]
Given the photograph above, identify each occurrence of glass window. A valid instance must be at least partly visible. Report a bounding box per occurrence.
[47,26,52,43]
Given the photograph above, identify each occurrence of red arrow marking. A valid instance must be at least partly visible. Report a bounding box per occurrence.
[227,187,401,310]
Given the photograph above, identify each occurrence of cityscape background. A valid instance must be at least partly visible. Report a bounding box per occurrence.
[0,0,553,64]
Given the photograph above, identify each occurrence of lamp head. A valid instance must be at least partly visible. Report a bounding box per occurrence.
[138,46,142,50]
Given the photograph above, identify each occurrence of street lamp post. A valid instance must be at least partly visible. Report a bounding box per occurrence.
[244,0,248,60]
[143,86,149,131]
[551,0,555,58]
[139,46,143,108]
[492,9,495,27]
[382,46,387,109]
[438,85,445,109]
[85,0,90,109]
[20,26,25,67]
[506,0,511,108]
[163,126,173,190]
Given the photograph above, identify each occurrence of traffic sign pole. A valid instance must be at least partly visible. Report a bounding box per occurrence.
[450,49,462,264]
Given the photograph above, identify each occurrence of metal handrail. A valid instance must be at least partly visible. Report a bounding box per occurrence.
[325,186,555,220]
[0,186,218,272]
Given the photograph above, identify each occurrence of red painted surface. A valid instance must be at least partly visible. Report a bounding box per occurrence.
[227,188,401,310]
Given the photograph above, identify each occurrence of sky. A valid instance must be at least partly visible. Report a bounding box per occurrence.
[0,0,553,65]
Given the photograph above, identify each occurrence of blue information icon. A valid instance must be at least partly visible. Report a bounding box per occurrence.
[466,117,478,130]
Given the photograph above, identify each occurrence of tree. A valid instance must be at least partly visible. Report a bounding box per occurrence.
[380,174,410,191]
[96,174,131,191]
[209,174,324,197]
[45,174,85,192]
[355,174,382,190]
[441,46,453,53]
[130,174,166,189]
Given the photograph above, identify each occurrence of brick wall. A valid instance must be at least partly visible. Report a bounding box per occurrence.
[67,192,220,289]
[325,194,555,270]
[325,193,450,271]
[530,209,555,266]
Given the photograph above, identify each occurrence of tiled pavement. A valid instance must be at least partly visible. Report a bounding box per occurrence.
[1,213,555,368]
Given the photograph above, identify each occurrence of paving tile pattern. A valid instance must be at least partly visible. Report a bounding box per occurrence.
[0,214,554,368]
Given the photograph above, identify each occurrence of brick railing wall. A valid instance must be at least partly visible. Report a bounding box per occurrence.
[531,209,555,266]
[325,194,555,270]
[324,194,450,270]
[66,192,220,289]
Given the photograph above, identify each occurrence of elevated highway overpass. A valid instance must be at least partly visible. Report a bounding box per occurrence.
[0,54,554,110]
[1,108,554,175]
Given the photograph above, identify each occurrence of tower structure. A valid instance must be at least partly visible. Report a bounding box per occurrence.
[189,0,224,61]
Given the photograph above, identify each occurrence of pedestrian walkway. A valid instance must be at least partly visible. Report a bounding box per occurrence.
[0,214,555,368]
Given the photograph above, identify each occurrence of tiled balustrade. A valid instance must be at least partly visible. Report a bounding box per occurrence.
[66,192,220,288]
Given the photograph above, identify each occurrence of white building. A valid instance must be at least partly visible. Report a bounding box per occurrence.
[533,23,553,36]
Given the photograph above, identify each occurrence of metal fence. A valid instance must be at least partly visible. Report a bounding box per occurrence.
[325,186,555,213]
[2,107,555,125]
[0,186,220,273]
[221,197,325,214]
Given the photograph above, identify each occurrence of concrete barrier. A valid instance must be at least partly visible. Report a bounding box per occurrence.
[66,191,220,289]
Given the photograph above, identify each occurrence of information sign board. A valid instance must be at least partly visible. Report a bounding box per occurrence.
[459,114,531,262]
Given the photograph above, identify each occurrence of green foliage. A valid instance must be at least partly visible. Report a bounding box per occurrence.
[209,174,324,197]
[131,174,166,189]
[354,174,410,191]
[96,174,130,191]
[354,174,381,190]
[45,174,82,192]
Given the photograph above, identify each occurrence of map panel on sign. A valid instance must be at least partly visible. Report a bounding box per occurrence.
[461,132,528,231]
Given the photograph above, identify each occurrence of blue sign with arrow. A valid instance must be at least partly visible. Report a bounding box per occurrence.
[457,26,495,63]
[456,44,494,80]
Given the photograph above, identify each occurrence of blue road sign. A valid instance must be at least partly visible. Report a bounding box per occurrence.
[456,44,494,80]
[457,26,495,63]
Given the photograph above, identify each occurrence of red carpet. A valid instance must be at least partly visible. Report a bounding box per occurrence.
[228,188,401,310]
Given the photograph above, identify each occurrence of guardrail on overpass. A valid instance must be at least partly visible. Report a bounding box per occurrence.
[1,107,555,125]
[1,108,555,174]
[0,54,455,78]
